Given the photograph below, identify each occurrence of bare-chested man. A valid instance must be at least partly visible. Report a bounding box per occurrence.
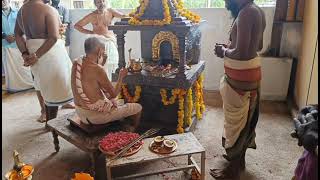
[14,0,73,123]
[210,0,266,179]
[71,37,142,131]
[74,0,126,80]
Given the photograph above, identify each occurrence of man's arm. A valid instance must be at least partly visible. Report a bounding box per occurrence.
[14,11,28,55]
[109,8,126,18]
[74,14,94,34]
[96,66,122,99]
[33,8,60,58]
[225,9,255,60]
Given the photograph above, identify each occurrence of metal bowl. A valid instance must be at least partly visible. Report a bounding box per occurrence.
[5,165,34,180]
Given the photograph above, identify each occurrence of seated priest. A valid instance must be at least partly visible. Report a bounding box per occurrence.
[71,37,142,131]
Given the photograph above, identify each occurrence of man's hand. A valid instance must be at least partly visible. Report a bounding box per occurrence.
[214,44,227,58]
[5,35,15,44]
[119,68,128,79]
[101,53,108,66]
[59,24,67,35]
[22,53,30,66]
[24,53,39,66]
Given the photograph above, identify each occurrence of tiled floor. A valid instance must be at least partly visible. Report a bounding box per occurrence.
[2,90,303,180]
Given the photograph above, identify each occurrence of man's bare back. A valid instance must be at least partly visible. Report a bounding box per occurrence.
[228,3,266,59]
[71,59,109,108]
[215,2,266,61]
[16,0,60,39]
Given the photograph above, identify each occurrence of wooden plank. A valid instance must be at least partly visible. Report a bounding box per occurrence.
[114,165,196,180]
[270,0,289,56]
[107,132,205,167]
[190,156,201,173]
[47,112,119,152]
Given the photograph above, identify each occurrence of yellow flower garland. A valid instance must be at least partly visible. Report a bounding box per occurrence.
[186,87,193,126]
[194,73,205,120]
[159,73,204,133]
[129,0,172,26]
[177,89,186,133]
[121,84,142,103]
[160,88,186,133]
[160,88,180,105]
[172,0,201,23]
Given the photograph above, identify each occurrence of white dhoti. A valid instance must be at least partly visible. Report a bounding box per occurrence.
[2,47,33,92]
[75,103,142,125]
[26,39,73,106]
[88,34,119,80]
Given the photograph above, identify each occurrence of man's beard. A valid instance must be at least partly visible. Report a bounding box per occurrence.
[226,1,240,19]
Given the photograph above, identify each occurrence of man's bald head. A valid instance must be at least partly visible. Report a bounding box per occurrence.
[84,37,105,55]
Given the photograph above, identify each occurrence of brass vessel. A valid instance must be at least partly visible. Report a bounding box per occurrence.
[5,150,34,180]
[128,48,142,73]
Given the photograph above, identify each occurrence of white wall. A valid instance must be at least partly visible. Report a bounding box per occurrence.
[69,7,293,100]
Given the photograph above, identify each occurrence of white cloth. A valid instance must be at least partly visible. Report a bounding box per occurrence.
[2,47,33,92]
[219,76,250,148]
[87,34,119,80]
[75,103,142,125]
[26,39,73,106]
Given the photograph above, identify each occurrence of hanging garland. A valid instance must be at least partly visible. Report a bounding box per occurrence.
[121,84,142,103]
[177,89,186,133]
[186,87,193,126]
[172,0,201,23]
[159,73,204,133]
[160,88,186,133]
[194,73,205,120]
[128,0,172,26]
[160,88,180,105]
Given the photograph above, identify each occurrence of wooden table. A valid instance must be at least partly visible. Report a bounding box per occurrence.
[46,112,122,178]
[106,132,206,180]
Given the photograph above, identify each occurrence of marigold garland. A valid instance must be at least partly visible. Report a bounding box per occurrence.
[128,0,171,26]
[177,89,186,133]
[160,88,186,133]
[194,73,205,120]
[128,0,208,26]
[160,88,180,105]
[186,88,193,126]
[121,84,142,103]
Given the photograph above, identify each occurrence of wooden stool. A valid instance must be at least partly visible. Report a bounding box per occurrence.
[46,112,123,178]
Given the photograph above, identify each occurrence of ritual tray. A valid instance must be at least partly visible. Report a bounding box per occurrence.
[99,141,143,157]
[149,140,177,154]
[67,114,113,134]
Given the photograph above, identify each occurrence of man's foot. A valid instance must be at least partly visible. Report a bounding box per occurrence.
[209,156,241,179]
[37,113,46,123]
[61,103,75,109]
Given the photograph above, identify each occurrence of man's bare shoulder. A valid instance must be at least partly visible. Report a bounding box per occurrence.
[238,4,263,22]
[241,5,260,16]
